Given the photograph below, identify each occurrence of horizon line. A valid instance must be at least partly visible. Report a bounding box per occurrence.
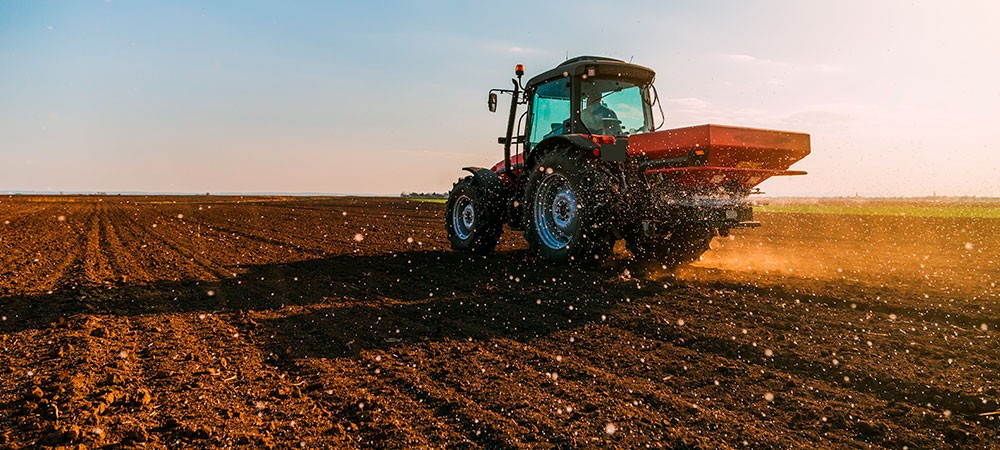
[2,190,998,201]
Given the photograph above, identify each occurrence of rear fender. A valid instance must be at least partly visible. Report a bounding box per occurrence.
[462,168,507,224]
[525,135,599,171]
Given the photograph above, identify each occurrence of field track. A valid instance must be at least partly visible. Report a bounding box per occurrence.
[0,196,996,448]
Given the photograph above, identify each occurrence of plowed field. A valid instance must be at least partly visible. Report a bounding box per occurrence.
[0,196,996,449]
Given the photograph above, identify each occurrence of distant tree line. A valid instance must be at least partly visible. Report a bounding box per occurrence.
[401,192,448,199]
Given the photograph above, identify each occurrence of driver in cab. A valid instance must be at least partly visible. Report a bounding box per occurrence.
[581,88,619,135]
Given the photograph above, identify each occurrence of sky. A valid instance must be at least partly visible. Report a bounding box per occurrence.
[1,0,998,197]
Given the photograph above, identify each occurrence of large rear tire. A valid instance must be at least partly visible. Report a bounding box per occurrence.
[445,176,503,254]
[524,148,616,264]
[627,227,714,267]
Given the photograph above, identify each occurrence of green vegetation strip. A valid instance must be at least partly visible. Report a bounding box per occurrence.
[754,204,1000,219]
[406,198,448,204]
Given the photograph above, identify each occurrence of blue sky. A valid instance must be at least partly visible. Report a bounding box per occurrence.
[1,1,998,196]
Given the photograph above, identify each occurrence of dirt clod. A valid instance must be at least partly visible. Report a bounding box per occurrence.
[123,427,149,443]
[135,388,152,406]
[28,387,44,400]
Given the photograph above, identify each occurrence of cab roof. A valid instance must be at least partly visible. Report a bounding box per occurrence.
[524,56,656,89]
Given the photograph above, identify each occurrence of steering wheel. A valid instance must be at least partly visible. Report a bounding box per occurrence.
[602,118,623,135]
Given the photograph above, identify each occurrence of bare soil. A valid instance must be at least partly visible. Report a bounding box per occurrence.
[0,196,996,449]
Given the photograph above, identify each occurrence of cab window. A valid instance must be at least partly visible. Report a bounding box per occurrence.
[579,78,650,136]
[528,77,571,148]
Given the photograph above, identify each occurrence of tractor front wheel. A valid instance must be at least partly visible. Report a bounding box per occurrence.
[445,176,503,254]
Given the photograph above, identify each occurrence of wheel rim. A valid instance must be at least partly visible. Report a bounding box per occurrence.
[534,173,577,250]
[452,194,475,240]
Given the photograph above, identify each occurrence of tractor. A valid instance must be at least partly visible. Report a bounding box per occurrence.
[445,56,810,265]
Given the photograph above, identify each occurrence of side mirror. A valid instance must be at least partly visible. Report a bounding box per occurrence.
[488,92,497,113]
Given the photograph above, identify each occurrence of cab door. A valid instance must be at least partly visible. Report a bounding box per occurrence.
[526,77,572,151]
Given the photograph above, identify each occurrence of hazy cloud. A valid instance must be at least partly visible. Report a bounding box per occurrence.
[475,42,545,57]
[668,97,711,109]
[723,54,756,62]
[721,53,845,74]
[784,110,857,125]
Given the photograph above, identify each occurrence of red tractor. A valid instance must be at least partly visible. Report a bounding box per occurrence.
[446,56,809,265]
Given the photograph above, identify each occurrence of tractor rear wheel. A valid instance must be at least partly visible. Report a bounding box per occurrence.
[524,148,616,264]
[627,227,715,267]
[445,176,503,254]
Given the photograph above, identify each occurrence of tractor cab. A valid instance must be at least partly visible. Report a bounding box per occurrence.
[522,56,657,149]
[489,57,659,177]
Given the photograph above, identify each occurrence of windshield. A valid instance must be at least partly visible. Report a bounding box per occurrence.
[580,78,651,136]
